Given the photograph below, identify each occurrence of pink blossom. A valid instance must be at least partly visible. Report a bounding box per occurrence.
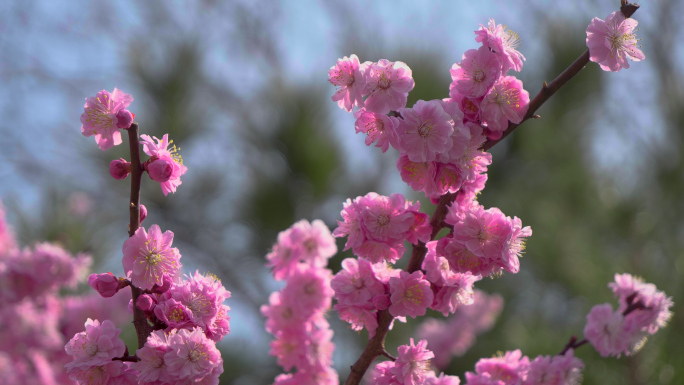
[87,272,124,298]
[361,193,414,241]
[586,12,644,72]
[391,339,436,385]
[154,298,197,330]
[334,193,426,264]
[331,258,386,309]
[450,47,502,98]
[262,292,308,333]
[109,158,131,180]
[268,219,337,280]
[147,158,176,183]
[472,349,529,385]
[281,265,333,320]
[431,272,481,316]
[364,59,415,114]
[136,294,155,311]
[68,361,132,385]
[397,100,454,163]
[140,134,188,196]
[372,361,401,385]
[164,327,222,383]
[609,273,673,335]
[131,330,173,384]
[80,88,134,150]
[480,76,529,134]
[2,243,90,303]
[64,318,126,372]
[354,108,400,152]
[389,271,433,318]
[429,373,462,385]
[583,303,634,357]
[122,224,181,290]
[523,349,584,385]
[475,19,526,73]
[335,305,379,337]
[397,155,436,195]
[332,197,365,251]
[329,54,367,112]
[270,327,309,371]
[139,204,148,225]
[453,205,509,258]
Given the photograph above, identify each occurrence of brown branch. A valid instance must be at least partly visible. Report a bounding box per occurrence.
[482,3,640,151]
[113,355,141,362]
[559,336,589,356]
[343,3,643,384]
[126,123,153,349]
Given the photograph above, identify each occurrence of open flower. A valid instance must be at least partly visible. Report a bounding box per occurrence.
[122,224,182,290]
[586,11,644,72]
[141,134,188,195]
[80,88,134,150]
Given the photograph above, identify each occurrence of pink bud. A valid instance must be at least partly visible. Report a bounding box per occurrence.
[373,294,391,310]
[109,158,131,180]
[115,109,134,129]
[139,204,147,224]
[87,272,120,298]
[136,294,155,311]
[151,274,173,294]
[147,158,175,183]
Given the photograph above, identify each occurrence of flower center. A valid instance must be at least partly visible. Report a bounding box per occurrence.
[377,72,391,89]
[146,252,162,265]
[189,349,201,362]
[377,214,390,227]
[417,122,434,138]
[472,68,485,82]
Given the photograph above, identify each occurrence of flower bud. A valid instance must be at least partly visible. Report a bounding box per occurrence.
[139,204,148,225]
[136,294,156,311]
[87,272,120,298]
[147,158,175,183]
[109,158,131,180]
[115,109,134,129]
[150,274,173,294]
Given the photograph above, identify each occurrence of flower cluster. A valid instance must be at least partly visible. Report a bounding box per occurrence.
[131,328,223,384]
[332,193,431,264]
[586,11,644,72]
[584,273,673,358]
[463,349,584,385]
[0,203,131,385]
[371,339,461,385]
[429,200,532,278]
[416,290,504,369]
[67,269,231,383]
[81,88,187,195]
[262,220,339,385]
[330,21,529,201]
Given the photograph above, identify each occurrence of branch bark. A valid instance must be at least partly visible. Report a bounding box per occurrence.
[126,123,154,349]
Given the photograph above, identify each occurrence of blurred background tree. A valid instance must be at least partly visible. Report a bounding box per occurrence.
[0,0,682,384]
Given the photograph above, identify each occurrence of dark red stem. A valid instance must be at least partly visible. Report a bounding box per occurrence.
[126,123,154,349]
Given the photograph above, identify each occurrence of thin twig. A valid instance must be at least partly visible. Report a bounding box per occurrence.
[126,123,154,349]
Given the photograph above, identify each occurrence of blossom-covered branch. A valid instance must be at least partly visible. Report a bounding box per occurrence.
[481,2,641,150]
